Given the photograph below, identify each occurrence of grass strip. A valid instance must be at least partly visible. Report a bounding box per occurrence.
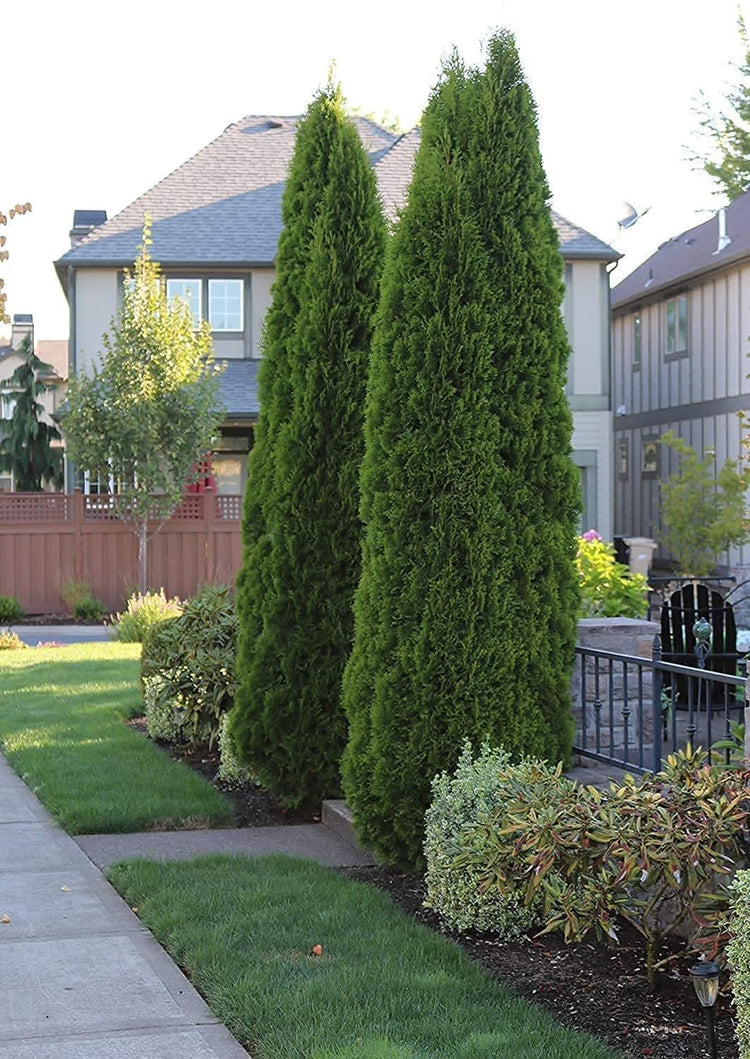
[0,642,232,833]
[108,853,619,1059]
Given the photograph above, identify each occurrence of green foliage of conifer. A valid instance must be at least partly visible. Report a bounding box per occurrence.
[0,335,64,491]
[231,85,385,807]
[341,33,581,869]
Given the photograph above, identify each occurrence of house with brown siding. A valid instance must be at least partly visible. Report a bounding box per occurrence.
[55,115,618,532]
[611,190,750,579]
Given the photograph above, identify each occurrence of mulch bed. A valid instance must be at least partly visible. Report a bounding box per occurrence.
[138,720,739,1057]
[340,866,738,1059]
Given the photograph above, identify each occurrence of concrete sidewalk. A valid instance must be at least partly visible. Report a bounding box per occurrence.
[0,754,249,1058]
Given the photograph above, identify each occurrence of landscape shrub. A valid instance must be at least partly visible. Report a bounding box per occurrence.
[0,594,24,623]
[217,712,255,785]
[111,589,183,643]
[143,674,181,742]
[449,744,750,984]
[60,579,104,620]
[576,530,649,619]
[0,630,27,650]
[141,585,237,748]
[728,871,750,1058]
[424,743,548,938]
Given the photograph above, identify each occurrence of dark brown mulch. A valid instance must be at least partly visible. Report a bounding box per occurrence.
[126,716,316,827]
[339,866,738,1059]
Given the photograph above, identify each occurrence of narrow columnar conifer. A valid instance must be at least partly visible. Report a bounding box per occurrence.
[341,32,581,869]
[232,85,386,806]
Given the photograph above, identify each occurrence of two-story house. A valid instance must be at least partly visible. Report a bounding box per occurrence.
[55,115,618,532]
[611,190,750,579]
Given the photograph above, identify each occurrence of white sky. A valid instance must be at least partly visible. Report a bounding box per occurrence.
[2,0,747,341]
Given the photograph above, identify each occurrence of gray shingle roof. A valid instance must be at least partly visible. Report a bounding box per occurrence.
[611,189,750,310]
[56,116,398,272]
[56,115,617,272]
[218,358,260,418]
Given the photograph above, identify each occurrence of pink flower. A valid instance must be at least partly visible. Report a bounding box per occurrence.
[581,529,602,543]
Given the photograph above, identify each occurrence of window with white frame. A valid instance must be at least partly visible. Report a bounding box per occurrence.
[209,279,243,331]
[166,279,202,329]
[665,294,687,355]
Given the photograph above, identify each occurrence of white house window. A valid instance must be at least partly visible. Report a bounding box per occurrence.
[0,393,16,419]
[167,279,202,329]
[666,294,687,355]
[209,280,243,331]
[633,314,641,367]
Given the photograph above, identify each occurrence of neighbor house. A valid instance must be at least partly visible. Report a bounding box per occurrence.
[55,115,618,532]
[611,190,750,580]
[0,314,67,492]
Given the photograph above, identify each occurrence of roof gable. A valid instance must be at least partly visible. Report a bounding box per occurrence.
[611,188,750,309]
[56,114,616,273]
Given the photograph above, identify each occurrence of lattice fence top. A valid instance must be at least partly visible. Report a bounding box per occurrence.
[0,492,243,524]
[217,495,242,521]
[0,493,71,522]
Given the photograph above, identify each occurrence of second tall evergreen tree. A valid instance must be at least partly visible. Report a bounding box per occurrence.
[231,86,385,807]
[341,34,581,868]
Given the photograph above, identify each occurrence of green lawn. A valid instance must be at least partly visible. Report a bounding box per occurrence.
[0,642,232,833]
[108,854,619,1059]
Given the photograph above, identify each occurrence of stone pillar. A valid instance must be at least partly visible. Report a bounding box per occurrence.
[572,617,660,762]
[623,537,657,578]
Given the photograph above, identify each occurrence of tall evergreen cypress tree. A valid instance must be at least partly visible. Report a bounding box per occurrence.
[341,33,581,869]
[232,86,385,806]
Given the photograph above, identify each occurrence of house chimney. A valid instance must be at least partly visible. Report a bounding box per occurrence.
[10,314,33,351]
[714,207,731,255]
[69,209,107,248]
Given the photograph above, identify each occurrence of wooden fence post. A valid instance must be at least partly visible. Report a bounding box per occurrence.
[204,487,216,586]
[73,488,84,583]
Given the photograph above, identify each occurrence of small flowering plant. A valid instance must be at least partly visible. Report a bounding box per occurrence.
[576,530,649,619]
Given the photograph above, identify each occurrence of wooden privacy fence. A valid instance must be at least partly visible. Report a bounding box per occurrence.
[0,491,243,614]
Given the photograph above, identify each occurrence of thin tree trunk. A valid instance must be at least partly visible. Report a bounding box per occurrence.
[138,520,148,594]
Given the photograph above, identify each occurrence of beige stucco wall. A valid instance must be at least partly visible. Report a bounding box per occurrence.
[251,270,275,357]
[74,269,119,374]
[572,410,614,542]
[567,260,608,396]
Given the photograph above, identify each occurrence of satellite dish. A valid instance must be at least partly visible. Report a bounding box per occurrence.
[617,201,651,230]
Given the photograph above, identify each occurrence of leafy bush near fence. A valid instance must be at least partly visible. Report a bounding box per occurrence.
[424,743,549,938]
[728,871,750,1058]
[111,589,183,643]
[576,530,649,619]
[0,594,24,623]
[60,579,106,621]
[140,585,237,749]
[441,743,750,985]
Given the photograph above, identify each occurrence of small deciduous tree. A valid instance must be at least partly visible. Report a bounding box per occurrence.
[0,335,64,490]
[658,430,748,577]
[690,15,750,200]
[0,202,32,325]
[64,223,225,591]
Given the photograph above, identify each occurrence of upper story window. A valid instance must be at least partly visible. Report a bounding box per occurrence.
[167,279,202,329]
[209,279,243,332]
[665,294,688,356]
[0,393,16,420]
[632,314,641,367]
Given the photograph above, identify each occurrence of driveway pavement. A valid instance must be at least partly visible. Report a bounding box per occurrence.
[10,625,111,647]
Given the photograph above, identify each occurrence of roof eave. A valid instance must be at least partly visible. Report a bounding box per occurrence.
[561,247,622,264]
[611,244,750,312]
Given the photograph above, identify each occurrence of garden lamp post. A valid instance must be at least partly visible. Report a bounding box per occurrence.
[689,960,720,1059]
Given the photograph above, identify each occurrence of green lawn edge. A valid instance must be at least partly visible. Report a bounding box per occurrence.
[0,642,232,833]
[108,853,620,1059]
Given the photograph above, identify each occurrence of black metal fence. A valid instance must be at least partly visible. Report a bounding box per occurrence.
[573,638,748,775]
